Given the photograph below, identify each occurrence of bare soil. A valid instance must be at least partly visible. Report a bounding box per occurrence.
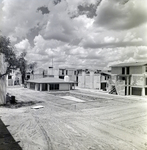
[0,86,147,150]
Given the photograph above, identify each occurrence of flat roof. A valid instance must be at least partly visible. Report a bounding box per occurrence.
[27,77,75,84]
[110,62,147,67]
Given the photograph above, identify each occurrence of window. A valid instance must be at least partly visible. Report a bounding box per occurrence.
[74,71,76,75]
[66,70,68,75]
[62,70,64,75]
[126,67,130,74]
[146,78,147,85]
[27,75,30,80]
[105,76,107,80]
[145,88,147,95]
[50,84,59,90]
[8,75,12,79]
[146,67,147,72]
[132,87,142,96]
[122,67,125,74]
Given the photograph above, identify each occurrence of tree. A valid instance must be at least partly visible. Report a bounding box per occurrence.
[28,62,37,75]
[18,52,37,83]
[0,36,18,78]
[18,51,27,84]
[0,36,18,104]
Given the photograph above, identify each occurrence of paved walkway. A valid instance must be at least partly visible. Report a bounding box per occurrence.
[75,87,147,101]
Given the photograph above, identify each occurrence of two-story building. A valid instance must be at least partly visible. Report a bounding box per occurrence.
[59,68,77,82]
[110,62,147,96]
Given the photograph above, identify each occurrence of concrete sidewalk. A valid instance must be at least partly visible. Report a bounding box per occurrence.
[75,87,147,101]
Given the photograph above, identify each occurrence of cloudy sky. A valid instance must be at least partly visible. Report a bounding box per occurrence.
[0,0,147,70]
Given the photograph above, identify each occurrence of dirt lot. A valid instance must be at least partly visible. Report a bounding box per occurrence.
[1,86,147,150]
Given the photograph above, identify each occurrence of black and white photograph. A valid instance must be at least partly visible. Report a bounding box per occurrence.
[0,0,147,149]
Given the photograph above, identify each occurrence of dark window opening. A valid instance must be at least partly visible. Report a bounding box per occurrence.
[50,84,59,90]
[128,86,130,95]
[146,78,147,85]
[30,83,35,89]
[27,75,30,80]
[132,87,142,96]
[126,67,130,74]
[61,70,64,75]
[122,67,125,74]
[125,86,127,95]
[145,88,147,95]
[122,77,127,85]
[59,76,64,79]
[74,71,76,75]
[66,70,68,75]
[8,75,12,79]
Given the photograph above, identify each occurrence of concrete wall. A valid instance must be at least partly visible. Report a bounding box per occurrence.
[30,74,43,80]
[78,72,100,89]
[85,75,91,88]
[59,84,69,91]
[78,75,84,88]
[94,75,100,89]
[0,54,7,104]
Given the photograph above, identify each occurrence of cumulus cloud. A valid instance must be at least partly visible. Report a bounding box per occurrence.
[94,0,147,30]
[0,0,147,70]
[15,39,31,50]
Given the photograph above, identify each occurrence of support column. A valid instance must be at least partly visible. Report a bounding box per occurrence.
[40,83,42,91]
[35,83,38,91]
[130,86,132,95]
[82,71,85,88]
[27,83,30,89]
[142,87,145,96]
[126,77,129,95]
[47,84,50,92]
[90,71,94,89]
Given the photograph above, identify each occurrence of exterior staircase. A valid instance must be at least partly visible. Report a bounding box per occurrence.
[109,85,117,95]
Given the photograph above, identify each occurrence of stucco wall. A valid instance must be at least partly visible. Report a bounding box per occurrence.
[59,84,69,91]
[130,66,143,74]
[78,75,85,88]
[111,67,122,74]
[85,75,91,88]
[131,75,144,86]
[0,54,6,104]
[78,74,100,89]
[115,80,125,96]
[94,75,100,89]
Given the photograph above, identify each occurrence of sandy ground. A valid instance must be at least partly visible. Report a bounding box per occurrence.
[0,86,147,150]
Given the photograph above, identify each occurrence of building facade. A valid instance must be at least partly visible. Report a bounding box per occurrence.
[110,62,147,96]
[59,68,77,82]
[27,77,76,91]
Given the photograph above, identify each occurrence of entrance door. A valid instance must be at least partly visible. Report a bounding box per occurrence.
[101,83,106,91]
[145,88,147,95]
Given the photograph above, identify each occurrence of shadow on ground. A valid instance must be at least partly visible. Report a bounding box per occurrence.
[0,118,22,150]
[0,100,44,109]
